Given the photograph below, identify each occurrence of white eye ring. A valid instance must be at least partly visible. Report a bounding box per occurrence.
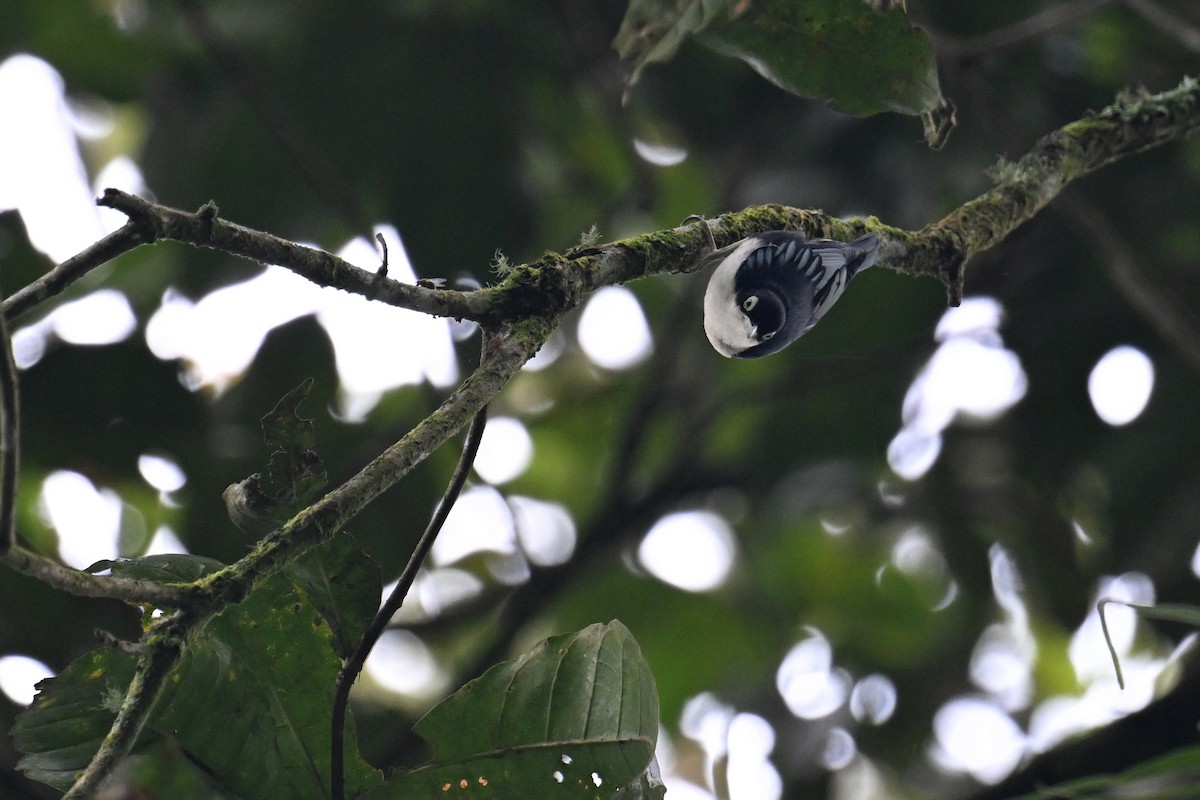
[742,296,758,311]
[762,331,775,340]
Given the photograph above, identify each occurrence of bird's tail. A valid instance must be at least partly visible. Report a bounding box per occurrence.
[849,233,880,273]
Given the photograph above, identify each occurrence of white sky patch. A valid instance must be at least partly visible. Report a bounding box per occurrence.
[638,511,737,593]
[931,696,1026,784]
[144,227,457,405]
[143,525,189,557]
[14,289,137,369]
[726,713,782,800]
[473,416,534,484]
[93,155,147,233]
[39,470,123,569]
[49,289,137,345]
[0,55,105,262]
[0,655,54,706]
[1088,345,1154,426]
[577,286,653,370]
[430,485,516,566]
[510,495,576,566]
[137,453,187,493]
[680,692,735,759]
[889,297,1026,480]
[364,630,448,699]
[776,630,850,720]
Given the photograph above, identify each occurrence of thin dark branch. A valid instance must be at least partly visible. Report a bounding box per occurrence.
[331,406,489,800]
[176,0,374,236]
[1122,0,1200,51]
[1,221,147,322]
[96,189,496,324]
[0,277,18,553]
[1,545,199,607]
[1058,193,1200,377]
[932,0,1118,61]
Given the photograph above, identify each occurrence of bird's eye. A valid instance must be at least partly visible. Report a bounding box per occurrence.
[762,331,775,340]
[742,296,758,311]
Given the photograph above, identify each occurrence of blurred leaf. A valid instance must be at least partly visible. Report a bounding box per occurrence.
[223,378,328,536]
[614,0,739,92]
[13,572,382,798]
[366,620,661,800]
[615,0,947,119]
[1012,744,1200,799]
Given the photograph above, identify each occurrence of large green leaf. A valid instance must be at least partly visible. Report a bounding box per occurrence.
[11,648,138,791]
[615,0,946,118]
[286,533,381,659]
[12,572,383,798]
[366,620,662,799]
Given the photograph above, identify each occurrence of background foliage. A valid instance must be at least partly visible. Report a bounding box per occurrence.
[2,1,1200,798]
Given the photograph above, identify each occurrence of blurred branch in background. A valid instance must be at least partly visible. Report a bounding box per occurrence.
[1059,193,1200,378]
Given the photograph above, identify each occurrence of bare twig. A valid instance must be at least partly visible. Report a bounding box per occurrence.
[0,277,19,553]
[1123,0,1200,52]
[933,0,1118,60]
[176,0,374,236]
[331,405,489,800]
[1,221,147,322]
[1058,193,1200,377]
[1,546,198,607]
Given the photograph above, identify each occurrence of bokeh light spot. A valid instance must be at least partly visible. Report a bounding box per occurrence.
[474,417,534,485]
[638,511,736,592]
[1088,345,1154,426]
[577,286,652,370]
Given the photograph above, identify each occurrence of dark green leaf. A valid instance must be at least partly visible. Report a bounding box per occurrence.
[286,533,381,659]
[615,0,947,118]
[13,573,382,798]
[86,553,227,583]
[152,572,382,799]
[12,649,137,791]
[366,621,660,800]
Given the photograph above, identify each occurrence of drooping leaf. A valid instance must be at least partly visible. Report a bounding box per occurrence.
[152,572,382,799]
[366,620,662,799]
[87,552,227,583]
[13,572,383,798]
[223,378,328,536]
[11,648,138,791]
[615,0,949,122]
[286,533,381,659]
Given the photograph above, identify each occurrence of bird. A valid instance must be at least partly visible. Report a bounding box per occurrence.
[697,228,879,358]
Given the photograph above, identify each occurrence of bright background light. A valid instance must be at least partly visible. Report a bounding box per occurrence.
[0,655,55,706]
[638,511,737,593]
[889,297,1027,481]
[577,286,653,370]
[1088,345,1154,426]
[474,417,534,485]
